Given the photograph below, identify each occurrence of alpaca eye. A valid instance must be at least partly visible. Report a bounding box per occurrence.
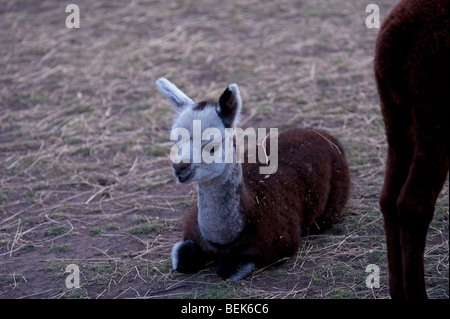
[203,144,216,157]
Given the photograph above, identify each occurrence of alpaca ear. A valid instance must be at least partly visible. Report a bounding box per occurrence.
[217,83,242,128]
[156,78,194,112]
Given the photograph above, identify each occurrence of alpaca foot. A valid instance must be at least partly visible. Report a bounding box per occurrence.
[216,255,255,280]
[226,262,256,281]
[171,240,207,273]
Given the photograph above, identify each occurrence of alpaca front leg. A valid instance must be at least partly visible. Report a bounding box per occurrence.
[379,143,413,299]
[216,254,256,281]
[396,151,448,299]
[171,240,208,273]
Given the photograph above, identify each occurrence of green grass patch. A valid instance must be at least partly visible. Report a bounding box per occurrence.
[125,218,173,236]
[50,243,71,253]
[43,226,70,238]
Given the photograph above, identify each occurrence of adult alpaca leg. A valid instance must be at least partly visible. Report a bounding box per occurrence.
[378,66,449,299]
[378,83,414,299]
[397,152,448,298]
[397,95,449,298]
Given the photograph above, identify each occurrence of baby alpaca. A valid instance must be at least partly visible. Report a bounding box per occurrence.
[157,78,350,280]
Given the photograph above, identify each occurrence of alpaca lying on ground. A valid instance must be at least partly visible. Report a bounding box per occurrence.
[157,78,350,280]
[375,0,449,299]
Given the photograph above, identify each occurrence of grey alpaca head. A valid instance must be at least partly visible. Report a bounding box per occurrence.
[156,78,242,184]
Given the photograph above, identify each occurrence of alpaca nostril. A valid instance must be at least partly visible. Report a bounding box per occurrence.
[173,162,191,175]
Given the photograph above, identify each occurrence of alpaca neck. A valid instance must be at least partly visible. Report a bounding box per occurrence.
[197,162,245,245]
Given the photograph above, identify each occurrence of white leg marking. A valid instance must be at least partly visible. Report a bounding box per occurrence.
[227,262,256,281]
[171,241,184,270]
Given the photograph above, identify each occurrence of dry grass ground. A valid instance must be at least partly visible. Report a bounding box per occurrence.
[0,0,448,299]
